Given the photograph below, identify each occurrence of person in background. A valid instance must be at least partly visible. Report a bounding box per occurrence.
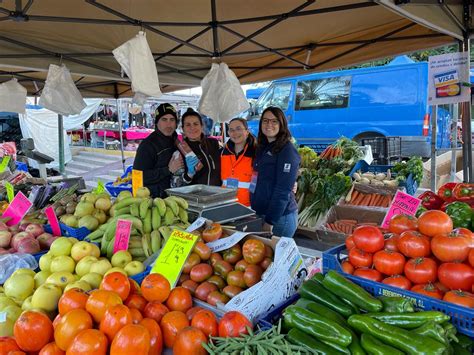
[250,106,300,238]
[133,103,183,198]
[221,118,256,206]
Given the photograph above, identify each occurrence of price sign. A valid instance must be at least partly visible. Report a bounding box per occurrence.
[132,169,143,197]
[151,229,198,287]
[382,191,421,229]
[185,217,207,232]
[95,179,106,194]
[44,206,61,236]
[0,156,11,173]
[4,182,14,203]
[1,191,33,226]
[113,219,133,253]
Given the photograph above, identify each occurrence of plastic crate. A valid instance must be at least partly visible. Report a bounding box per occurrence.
[15,161,28,172]
[33,250,47,262]
[299,143,329,153]
[44,223,90,240]
[130,265,151,285]
[323,244,474,337]
[255,293,300,330]
[361,137,401,165]
[105,165,133,197]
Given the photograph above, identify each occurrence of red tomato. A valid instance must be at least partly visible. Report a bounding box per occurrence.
[353,268,383,282]
[384,233,400,252]
[341,260,354,274]
[352,226,384,253]
[431,232,471,262]
[389,214,418,234]
[373,250,405,276]
[242,239,266,264]
[345,235,355,250]
[451,227,474,248]
[411,283,444,299]
[348,248,373,268]
[397,231,431,258]
[443,290,474,308]
[382,275,412,290]
[418,210,453,237]
[438,262,474,291]
[202,223,223,243]
[404,257,438,284]
[469,249,474,268]
[218,311,252,338]
[0,337,21,354]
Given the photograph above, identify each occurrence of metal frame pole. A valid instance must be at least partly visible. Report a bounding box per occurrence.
[58,114,65,175]
[460,37,472,182]
[117,99,126,173]
[450,104,458,181]
[430,106,437,192]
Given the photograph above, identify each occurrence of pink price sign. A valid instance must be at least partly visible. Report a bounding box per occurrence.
[113,219,132,253]
[1,191,33,226]
[45,206,61,236]
[382,190,421,229]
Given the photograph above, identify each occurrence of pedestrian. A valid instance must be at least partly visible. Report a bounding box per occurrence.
[221,118,256,206]
[133,103,184,198]
[250,106,300,238]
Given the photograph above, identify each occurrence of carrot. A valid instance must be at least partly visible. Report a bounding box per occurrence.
[339,219,357,225]
[360,194,371,206]
[375,194,384,206]
[352,192,365,205]
[367,193,375,206]
[350,190,359,203]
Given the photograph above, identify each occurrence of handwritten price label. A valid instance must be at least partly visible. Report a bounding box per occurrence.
[1,191,33,226]
[45,206,61,236]
[113,219,133,253]
[382,191,421,229]
[4,182,14,203]
[95,179,106,194]
[0,156,11,173]
[151,229,198,287]
[132,169,143,197]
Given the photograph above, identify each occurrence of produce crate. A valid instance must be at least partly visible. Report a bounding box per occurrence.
[15,161,28,172]
[360,136,401,165]
[105,165,133,197]
[300,143,329,153]
[129,265,151,285]
[33,250,47,262]
[323,244,474,337]
[255,293,300,330]
[349,160,418,196]
[44,223,90,240]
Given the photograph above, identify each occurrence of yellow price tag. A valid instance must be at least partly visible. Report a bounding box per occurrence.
[95,179,105,194]
[151,229,198,287]
[5,182,14,203]
[0,156,11,173]
[132,169,143,196]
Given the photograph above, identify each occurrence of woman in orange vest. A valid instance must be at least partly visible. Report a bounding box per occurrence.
[221,118,256,206]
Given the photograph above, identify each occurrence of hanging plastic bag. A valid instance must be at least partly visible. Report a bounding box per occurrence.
[39,64,86,116]
[0,78,27,114]
[113,31,162,103]
[198,62,250,122]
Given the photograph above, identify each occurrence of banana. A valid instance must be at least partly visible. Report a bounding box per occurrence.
[114,197,143,210]
[104,221,118,241]
[141,235,152,258]
[115,215,144,233]
[128,238,143,249]
[151,206,161,230]
[143,209,152,234]
[128,247,146,257]
[153,197,167,217]
[114,207,131,217]
[99,223,110,231]
[86,228,104,242]
[163,207,175,226]
[170,196,189,210]
[139,198,152,219]
[100,234,108,255]
[106,240,114,259]
[164,197,179,216]
[150,230,162,253]
[130,203,140,217]
[178,208,189,224]
[158,226,173,243]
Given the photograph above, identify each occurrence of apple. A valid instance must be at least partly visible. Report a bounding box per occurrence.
[80,273,103,289]
[36,233,54,249]
[111,250,132,268]
[68,237,79,244]
[39,253,54,272]
[12,268,36,278]
[0,315,14,336]
[0,296,16,311]
[4,273,35,301]
[0,248,8,255]
[31,283,62,312]
[124,261,145,276]
[11,232,34,250]
[21,296,34,311]
[64,280,92,292]
[49,237,73,256]
[16,237,40,254]
[71,241,95,262]
[46,271,76,290]
[3,304,22,323]
[25,223,44,237]
[0,231,12,248]
[90,243,100,258]
[75,256,98,277]
[89,259,112,276]
[104,267,127,276]
[34,270,51,289]
[50,255,76,274]
[0,222,8,231]
[18,222,30,232]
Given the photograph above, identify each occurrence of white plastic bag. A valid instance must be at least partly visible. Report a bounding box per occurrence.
[39,64,87,116]
[0,78,27,114]
[198,62,250,122]
[113,31,162,101]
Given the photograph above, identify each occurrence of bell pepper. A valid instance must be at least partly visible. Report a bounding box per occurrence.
[416,206,428,217]
[312,273,360,314]
[363,311,450,329]
[412,321,448,345]
[438,182,458,201]
[418,191,444,210]
[441,322,458,343]
[378,296,415,313]
[453,183,474,200]
[456,334,474,352]
[287,328,346,355]
[360,333,404,355]
[445,201,473,229]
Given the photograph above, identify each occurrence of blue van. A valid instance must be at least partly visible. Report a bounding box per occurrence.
[245,56,451,157]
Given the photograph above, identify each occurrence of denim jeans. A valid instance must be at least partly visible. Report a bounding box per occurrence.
[270,210,298,238]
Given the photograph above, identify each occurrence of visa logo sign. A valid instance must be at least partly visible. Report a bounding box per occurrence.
[434,70,459,88]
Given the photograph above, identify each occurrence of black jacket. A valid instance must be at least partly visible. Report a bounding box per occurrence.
[182,136,222,186]
[133,130,177,198]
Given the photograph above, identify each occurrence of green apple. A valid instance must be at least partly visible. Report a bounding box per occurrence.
[90,243,100,258]
[21,296,34,311]
[4,273,35,301]
[50,255,76,273]
[75,255,98,277]
[31,283,62,312]
[34,270,51,289]
[49,237,73,256]
[46,271,75,289]
[111,250,132,268]
[12,268,36,278]
[90,259,112,276]
[0,296,16,311]
[2,304,21,322]
[71,241,96,262]
[68,237,79,244]
[124,261,145,276]
[104,267,127,276]
[39,252,54,272]
[64,280,91,292]
[80,273,102,289]
[0,314,14,336]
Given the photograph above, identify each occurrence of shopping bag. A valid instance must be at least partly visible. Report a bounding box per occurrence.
[0,79,27,114]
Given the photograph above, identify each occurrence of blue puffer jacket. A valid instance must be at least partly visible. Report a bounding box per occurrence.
[250,140,300,225]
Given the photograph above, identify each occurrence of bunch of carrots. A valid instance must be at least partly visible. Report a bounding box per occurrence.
[319,145,343,160]
[345,190,393,207]
[325,219,378,234]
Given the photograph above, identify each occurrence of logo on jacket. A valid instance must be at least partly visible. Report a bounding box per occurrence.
[283,163,291,173]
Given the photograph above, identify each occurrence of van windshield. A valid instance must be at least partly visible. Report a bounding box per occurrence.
[248,82,292,120]
[296,76,351,110]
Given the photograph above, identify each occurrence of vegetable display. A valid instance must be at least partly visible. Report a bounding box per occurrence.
[392,156,423,184]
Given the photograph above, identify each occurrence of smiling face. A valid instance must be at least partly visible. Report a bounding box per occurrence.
[183,115,203,141]
[261,111,280,141]
[228,120,249,146]
[156,114,177,136]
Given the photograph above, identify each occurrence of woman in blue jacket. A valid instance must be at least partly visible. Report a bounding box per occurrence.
[250,106,300,238]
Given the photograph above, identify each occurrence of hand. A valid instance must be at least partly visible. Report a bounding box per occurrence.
[185,155,200,176]
[262,222,273,233]
[292,182,298,194]
[168,154,184,174]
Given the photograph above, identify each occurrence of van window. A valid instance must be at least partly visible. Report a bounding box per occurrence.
[254,82,292,117]
[296,76,351,110]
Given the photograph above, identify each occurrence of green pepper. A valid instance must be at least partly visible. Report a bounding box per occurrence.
[452,342,473,355]
[322,270,382,312]
[364,311,450,329]
[445,201,473,229]
[441,322,458,343]
[456,334,474,352]
[378,296,414,313]
[312,273,360,314]
[360,333,404,355]
[416,206,428,218]
[287,328,346,355]
[348,315,446,355]
[412,321,448,345]
[283,306,352,347]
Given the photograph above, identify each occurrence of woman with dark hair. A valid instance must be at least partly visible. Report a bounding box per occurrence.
[250,106,300,237]
[221,118,257,206]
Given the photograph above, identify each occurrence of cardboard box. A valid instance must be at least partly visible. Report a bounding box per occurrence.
[421,151,463,189]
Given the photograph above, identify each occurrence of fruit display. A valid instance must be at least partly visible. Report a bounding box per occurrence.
[112,170,132,186]
[0,222,54,255]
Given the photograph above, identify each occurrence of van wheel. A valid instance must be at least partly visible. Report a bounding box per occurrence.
[353,132,384,144]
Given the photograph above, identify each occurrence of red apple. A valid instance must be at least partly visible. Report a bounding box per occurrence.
[11,232,34,250]
[0,230,12,248]
[25,224,44,238]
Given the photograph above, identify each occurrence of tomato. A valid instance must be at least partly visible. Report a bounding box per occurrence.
[353,268,383,282]
[244,264,263,287]
[186,306,205,321]
[223,244,243,264]
[141,273,171,303]
[213,260,233,278]
[178,273,190,285]
[227,270,246,288]
[124,293,147,313]
[14,311,53,352]
[110,324,150,355]
[55,309,93,350]
[382,275,412,290]
[190,263,213,283]
[66,329,108,355]
[140,318,163,355]
[181,280,199,296]
[206,291,230,306]
[143,301,169,323]
[438,262,474,291]
[218,311,252,337]
[397,231,431,258]
[451,227,474,248]
[384,233,400,252]
[223,285,244,298]
[53,314,62,329]
[130,308,143,324]
[345,235,355,250]
[411,284,444,299]
[207,275,226,290]
[264,245,274,258]
[195,282,218,301]
[0,337,21,354]
[183,253,201,274]
[128,278,141,295]
[404,257,438,284]
[389,214,418,234]
[193,241,211,261]
[166,287,193,313]
[443,290,474,308]
[341,259,354,274]
[39,341,64,355]
[434,281,450,294]
[348,248,373,268]
[373,250,405,276]
[242,239,266,264]
[431,232,470,262]
[469,249,474,268]
[100,272,131,301]
[259,257,272,270]
[352,226,384,253]
[58,288,89,316]
[160,311,190,348]
[202,223,223,242]
[418,210,453,237]
[173,326,207,355]
[99,304,132,343]
[209,252,223,266]
[85,289,123,323]
[191,310,218,338]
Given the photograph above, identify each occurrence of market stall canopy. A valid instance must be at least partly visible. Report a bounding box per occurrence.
[0,0,456,98]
